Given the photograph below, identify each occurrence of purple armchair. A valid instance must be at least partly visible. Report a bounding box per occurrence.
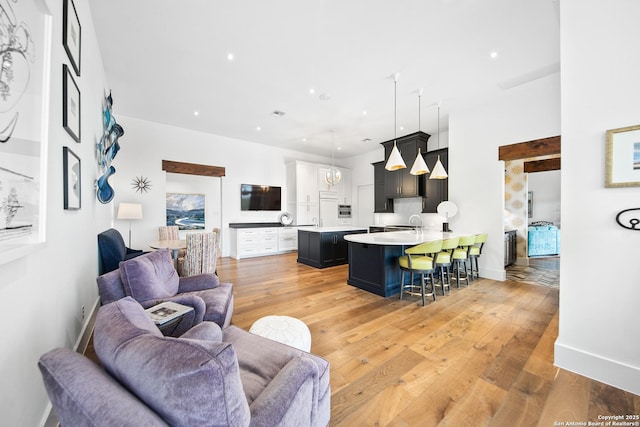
[38,297,330,426]
[96,249,233,335]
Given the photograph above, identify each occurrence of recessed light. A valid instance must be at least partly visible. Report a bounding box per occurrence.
[302,137,307,142]
[309,88,315,95]
[194,111,199,116]
[227,53,234,61]
[338,147,342,150]
[362,110,367,116]
[490,51,498,59]
[256,126,261,131]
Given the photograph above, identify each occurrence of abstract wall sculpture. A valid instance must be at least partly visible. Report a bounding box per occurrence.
[96,92,123,204]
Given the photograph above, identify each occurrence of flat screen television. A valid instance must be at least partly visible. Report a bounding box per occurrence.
[240,184,281,211]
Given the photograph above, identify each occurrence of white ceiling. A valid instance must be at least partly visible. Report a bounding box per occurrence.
[89,0,559,159]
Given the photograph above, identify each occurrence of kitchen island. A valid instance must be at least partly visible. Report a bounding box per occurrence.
[344,230,472,297]
[297,226,368,268]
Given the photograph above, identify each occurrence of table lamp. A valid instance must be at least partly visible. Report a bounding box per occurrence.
[117,202,143,247]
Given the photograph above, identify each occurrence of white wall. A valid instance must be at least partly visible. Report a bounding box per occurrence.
[109,116,335,257]
[448,74,561,281]
[528,170,561,226]
[555,0,640,395]
[0,0,113,424]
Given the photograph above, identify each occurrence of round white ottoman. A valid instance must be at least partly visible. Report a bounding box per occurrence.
[249,315,311,352]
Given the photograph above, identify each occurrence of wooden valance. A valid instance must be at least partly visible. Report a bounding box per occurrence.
[162,160,225,177]
[498,136,561,161]
[524,157,561,173]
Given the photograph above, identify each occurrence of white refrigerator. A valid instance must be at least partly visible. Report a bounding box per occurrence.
[319,191,339,227]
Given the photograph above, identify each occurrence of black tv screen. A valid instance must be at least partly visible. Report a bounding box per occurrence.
[240,184,281,211]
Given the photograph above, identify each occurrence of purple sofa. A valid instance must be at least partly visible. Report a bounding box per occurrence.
[96,249,233,335]
[38,297,331,426]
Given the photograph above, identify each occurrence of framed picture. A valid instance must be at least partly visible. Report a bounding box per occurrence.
[605,124,640,188]
[528,191,533,218]
[63,0,81,76]
[0,0,52,265]
[166,193,205,230]
[63,147,81,209]
[62,64,81,142]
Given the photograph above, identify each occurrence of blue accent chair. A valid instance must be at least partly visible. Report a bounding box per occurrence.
[97,228,145,274]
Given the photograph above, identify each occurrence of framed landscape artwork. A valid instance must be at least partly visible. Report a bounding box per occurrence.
[605,124,640,188]
[0,0,52,265]
[166,193,205,230]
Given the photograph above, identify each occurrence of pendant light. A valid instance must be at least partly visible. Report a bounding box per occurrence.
[429,103,448,179]
[410,88,430,176]
[325,130,342,186]
[385,74,406,171]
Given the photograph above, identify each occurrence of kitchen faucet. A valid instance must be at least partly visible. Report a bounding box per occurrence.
[312,217,319,228]
[408,214,423,233]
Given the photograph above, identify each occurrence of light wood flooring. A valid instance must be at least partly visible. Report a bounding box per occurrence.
[506,257,560,288]
[218,252,639,427]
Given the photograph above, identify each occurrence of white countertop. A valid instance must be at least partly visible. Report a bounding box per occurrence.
[297,226,369,233]
[344,230,474,246]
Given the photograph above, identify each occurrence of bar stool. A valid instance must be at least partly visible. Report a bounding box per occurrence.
[469,233,488,280]
[451,235,476,288]
[398,239,443,306]
[434,236,459,296]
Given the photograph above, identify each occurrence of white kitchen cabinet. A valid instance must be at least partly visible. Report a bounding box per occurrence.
[230,227,298,259]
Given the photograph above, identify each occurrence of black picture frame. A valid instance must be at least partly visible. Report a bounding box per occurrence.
[62,64,81,142]
[63,0,81,76]
[63,146,81,210]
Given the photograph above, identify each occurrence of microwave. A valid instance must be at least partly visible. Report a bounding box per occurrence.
[338,205,351,218]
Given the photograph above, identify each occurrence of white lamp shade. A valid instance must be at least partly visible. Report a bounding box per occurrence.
[117,202,143,220]
[409,149,430,175]
[429,155,448,179]
[385,142,406,171]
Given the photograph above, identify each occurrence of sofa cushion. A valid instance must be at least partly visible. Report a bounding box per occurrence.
[94,298,251,427]
[119,250,179,301]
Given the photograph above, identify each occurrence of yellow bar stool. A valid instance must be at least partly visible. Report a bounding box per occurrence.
[434,236,459,296]
[469,233,488,281]
[398,239,443,306]
[451,235,476,288]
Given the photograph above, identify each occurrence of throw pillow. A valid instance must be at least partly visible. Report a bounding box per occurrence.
[119,250,179,302]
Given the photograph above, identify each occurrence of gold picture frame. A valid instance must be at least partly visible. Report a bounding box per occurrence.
[605,124,640,187]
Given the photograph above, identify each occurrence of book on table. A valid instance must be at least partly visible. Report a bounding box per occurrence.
[145,301,194,325]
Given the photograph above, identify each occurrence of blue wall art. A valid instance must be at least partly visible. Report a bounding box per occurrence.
[96,92,123,204]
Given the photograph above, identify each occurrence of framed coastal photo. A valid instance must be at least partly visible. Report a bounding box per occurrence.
[605,124,640,188]
[63,147,81,209]
[62,64,81,142]
[63,0,81,76]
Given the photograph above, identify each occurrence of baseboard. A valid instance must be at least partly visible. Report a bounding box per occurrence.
[74,298,100,354]
[480,267,506,281]
[555,341,640,396]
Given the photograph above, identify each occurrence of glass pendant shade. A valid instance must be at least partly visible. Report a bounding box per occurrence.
[385,141,406,171]
[410,148,429,175]
[429,155,448,179]
[325,167,342,186]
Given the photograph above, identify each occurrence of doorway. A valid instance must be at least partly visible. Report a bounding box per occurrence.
[500,137,560,287]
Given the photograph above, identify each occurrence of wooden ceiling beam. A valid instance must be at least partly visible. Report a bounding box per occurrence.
[524,157,561,173]
[162,160,226,177]
[498,135,561,161]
